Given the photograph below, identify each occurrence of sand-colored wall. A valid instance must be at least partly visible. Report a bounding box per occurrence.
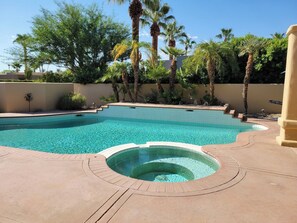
[0,82,283,113]
[0,83,73,113]
[73,83,114,107]
[213,84,284,113]
[138,84,283,113]
[0,83,6,112]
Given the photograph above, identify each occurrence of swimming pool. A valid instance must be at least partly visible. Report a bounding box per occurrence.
[0,105,264,154]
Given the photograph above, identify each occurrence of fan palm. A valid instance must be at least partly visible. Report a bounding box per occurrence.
[144,61,168,95]
[141,0,174,61]
[108,0,143,101]
[270,32,285,39]
[191,40,236,103]
[13,34,32,79]
[179,35,196,56]
[161,47,185,92]
[100,64,122,102]
[216,28,234,42]
[160,20,186,59]
[239,35,266,114]
[112,40,152,101]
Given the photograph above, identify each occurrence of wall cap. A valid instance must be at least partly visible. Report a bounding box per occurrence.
[287,25,297,36]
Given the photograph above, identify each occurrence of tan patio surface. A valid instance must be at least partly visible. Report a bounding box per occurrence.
[0,114,297,222]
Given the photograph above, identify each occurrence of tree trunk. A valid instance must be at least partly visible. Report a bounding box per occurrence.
[243,53,253,114]
[122,70,134,102]
[129,0,142,102]
[168,39,175,60]
[150,22,160,62]
[169,59,177,92]
[207,59,216,103]
[156,80,164,95]
[112,82,120,102]
[131,12,141,102]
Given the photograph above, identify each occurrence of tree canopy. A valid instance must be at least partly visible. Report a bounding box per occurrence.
[32,2,130,83]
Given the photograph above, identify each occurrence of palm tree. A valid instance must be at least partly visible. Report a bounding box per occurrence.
[161,47,185,92]
[112,40,152,101]
[108,0,143,101]
[270,32,285,39]
[11,62,22,73]
[179,35,196,56]
[141,0,174,61]
[24,93,33,112]
[143,58,168,95]
[13,34,32,79]
[191,40,236,103]
[216,28,234,42]
[100,64,122,102]
[160,20,186,59]
[239,35,266,114]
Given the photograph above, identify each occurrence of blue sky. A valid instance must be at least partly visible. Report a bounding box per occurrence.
[0,0,296,71]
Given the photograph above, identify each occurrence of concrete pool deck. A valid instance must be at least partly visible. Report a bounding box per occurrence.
[0,112,297,222]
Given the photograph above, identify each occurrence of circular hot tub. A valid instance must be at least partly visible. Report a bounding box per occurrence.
[101,142,220,183]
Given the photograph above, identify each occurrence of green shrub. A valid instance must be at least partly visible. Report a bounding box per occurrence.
[57,92,86,110]
[42,71,74,83]
[144,89,159,104]
[201,93,223,106]
[161,90,183,105]
[100,95,116,103]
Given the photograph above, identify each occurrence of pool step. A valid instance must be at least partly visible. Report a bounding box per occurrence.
[227,109,247,122]
[97,105,109,112]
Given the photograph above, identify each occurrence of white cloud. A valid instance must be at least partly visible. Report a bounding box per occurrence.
[140,30,150,37]
[187,34,198,39]
[158,36,165,40]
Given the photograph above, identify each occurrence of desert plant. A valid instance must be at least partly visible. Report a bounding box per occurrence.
[57,92,86,110]
[239,35,266,114]
[161,89,183,105]
[144,89,160,103]
[100,95,117,103]
[24,93,33,112]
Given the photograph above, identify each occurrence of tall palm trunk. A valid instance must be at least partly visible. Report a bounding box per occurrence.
[151,22,160,62]
[23,46,28,72]
[168,39,176,93]
[129,0,142,102]
[168,39,175,60]
[243,53,253,114]
[131,15,140,102]
[121,70,134,102]
[207,59,216,103]
[169,58,177,92]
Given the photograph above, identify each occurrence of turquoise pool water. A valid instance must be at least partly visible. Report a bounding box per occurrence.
[107,146,219,182]
[0,113,254,154]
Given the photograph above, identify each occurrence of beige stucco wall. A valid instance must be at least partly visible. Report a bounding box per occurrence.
[137,84,283,113]
[44,84,74,110]
[0,83,6,112]
[73,84,114,107]
[214,84,284,113]
[0,82,283,113]
[0,83,73,113]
